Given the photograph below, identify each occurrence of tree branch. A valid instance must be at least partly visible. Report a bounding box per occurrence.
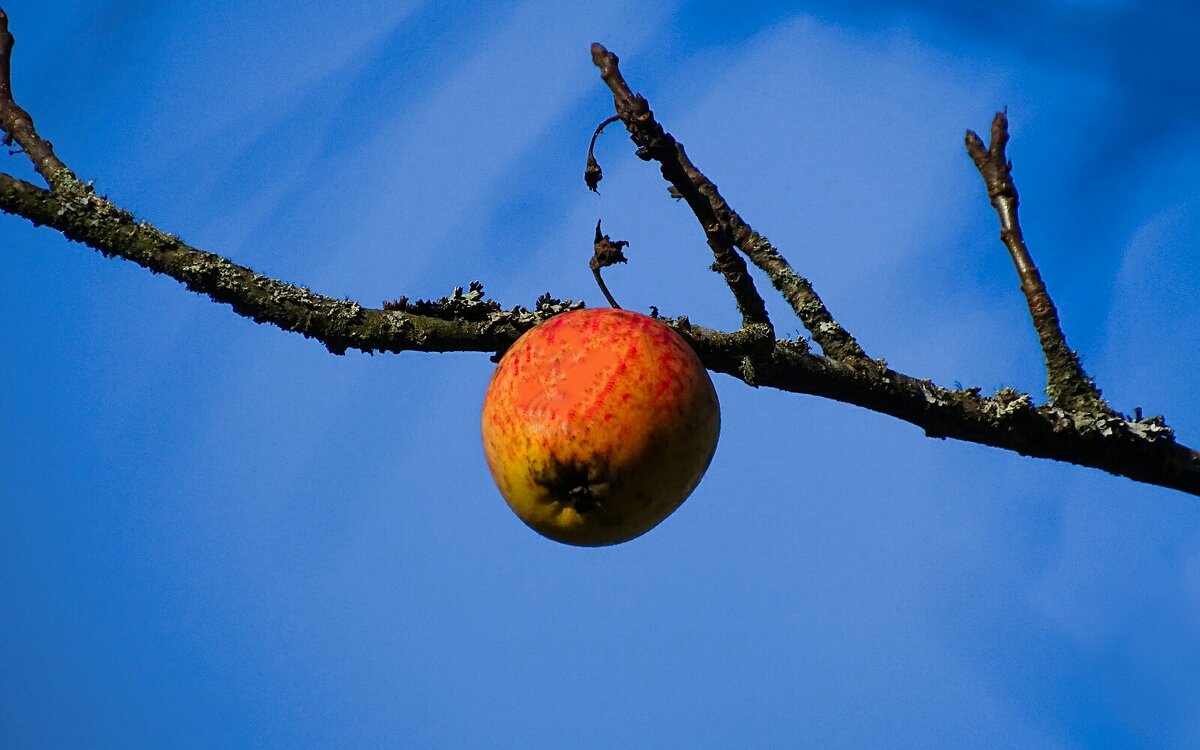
[589,43,866,363]
[589,42,773,343]
[691,331,1200,497]
[0,173,543,356]
[4,172,1197,495]
[966,112,1110,413]
[1,15,1197,497]
[0,9,74,190]
[671,143,868,362]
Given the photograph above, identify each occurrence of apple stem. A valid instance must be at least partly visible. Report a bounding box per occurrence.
[592,266,621,309]
[590,220,629,309]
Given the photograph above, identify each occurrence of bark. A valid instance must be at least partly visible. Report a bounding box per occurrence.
[2,10,1197,497]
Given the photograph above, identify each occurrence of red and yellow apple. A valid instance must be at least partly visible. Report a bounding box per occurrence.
[481,308,720,546]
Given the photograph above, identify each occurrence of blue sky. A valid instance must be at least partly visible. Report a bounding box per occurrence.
[2,1,1199,747]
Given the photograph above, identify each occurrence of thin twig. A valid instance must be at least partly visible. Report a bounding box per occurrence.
[966,112,1110,413]
[585,114,620,191]
[673,143,867,362]
[0,9,75,190]
[588,44,865,362]
[590,42,772,341]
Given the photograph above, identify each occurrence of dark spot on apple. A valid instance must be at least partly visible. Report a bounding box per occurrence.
[534,458,613,516]
[568,485,596,514]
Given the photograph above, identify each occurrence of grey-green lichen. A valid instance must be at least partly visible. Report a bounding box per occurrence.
[2,171,1198,496]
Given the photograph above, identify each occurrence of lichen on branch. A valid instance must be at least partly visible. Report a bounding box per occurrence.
[0,11,1196,497]
[966,112,1110,414]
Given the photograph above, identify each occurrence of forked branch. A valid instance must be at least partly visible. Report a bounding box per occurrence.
[589,43,773,344]
[0,10,1196,497]
[588,42,865,363]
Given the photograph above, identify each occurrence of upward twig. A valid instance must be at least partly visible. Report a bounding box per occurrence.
[590,42,773,343]
[966,112,1110,414]
[672,143,868,362]
[0,9,74,190]
[1,14,1197,497]
[588,43,867,364]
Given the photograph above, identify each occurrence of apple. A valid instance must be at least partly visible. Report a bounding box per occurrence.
[481,308,720,546]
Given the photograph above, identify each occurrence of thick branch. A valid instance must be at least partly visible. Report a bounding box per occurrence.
[590,43,772,340]
[685,331,1200,496]
[966,112,1109,413]
[0,15,1194,498]
[4,173,1198,496]
[0,174,538,355]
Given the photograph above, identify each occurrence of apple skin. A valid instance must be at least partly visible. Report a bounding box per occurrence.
[481,308,720,546]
